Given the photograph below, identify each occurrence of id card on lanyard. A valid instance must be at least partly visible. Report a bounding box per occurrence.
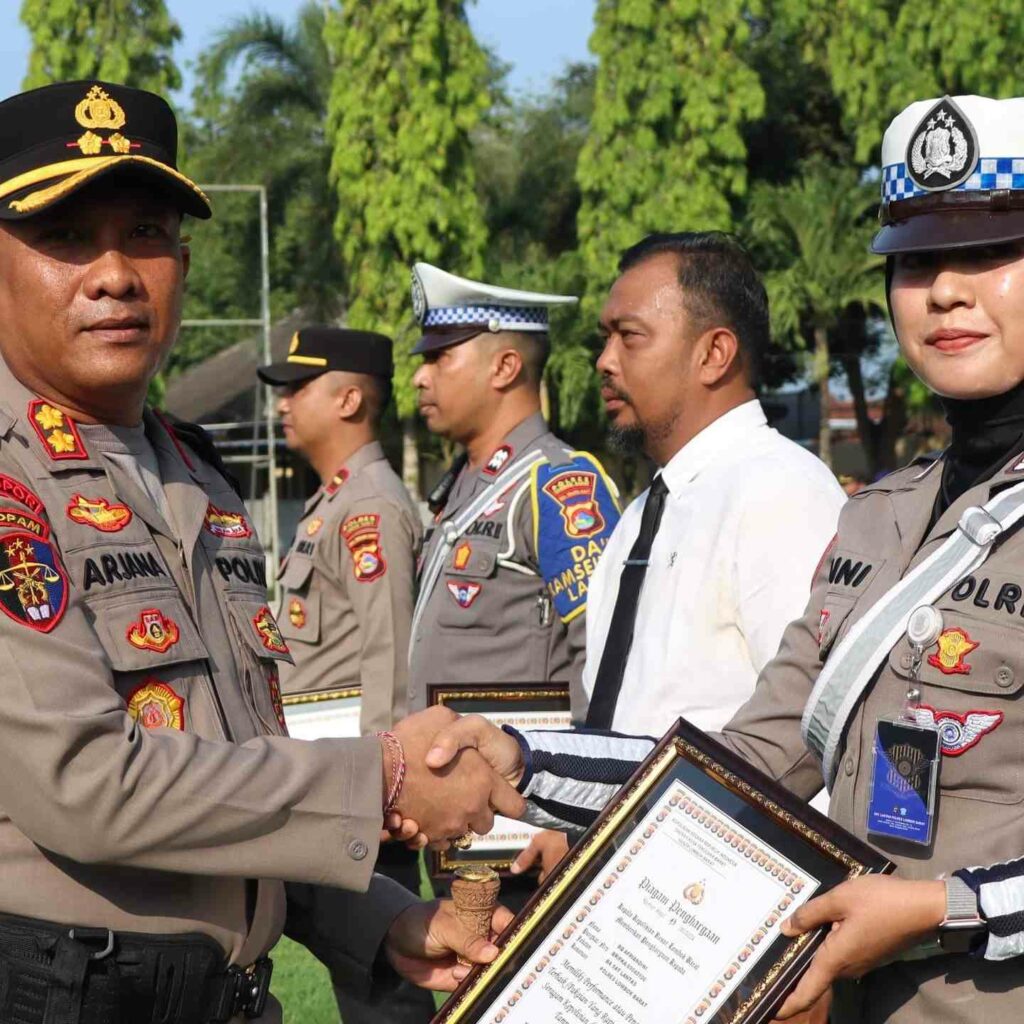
[867,606,943,846]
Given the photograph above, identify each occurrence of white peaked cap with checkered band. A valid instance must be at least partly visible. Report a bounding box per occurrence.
[411,261,577,355]
[874,94,1024,254]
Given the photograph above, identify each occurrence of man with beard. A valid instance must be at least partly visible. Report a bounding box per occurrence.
[512,232,844,880]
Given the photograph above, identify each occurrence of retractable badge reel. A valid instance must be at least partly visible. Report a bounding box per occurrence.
[866,605,944,846]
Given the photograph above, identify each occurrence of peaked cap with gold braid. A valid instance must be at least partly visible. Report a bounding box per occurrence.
[258,327,395,386]
[0,80,210,220]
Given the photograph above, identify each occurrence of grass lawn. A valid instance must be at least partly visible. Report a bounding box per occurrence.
[270,853,445,1022]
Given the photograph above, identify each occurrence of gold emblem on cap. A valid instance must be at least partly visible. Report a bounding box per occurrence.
[73,85,132,156]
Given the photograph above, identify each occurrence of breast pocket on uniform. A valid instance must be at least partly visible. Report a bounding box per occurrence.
[84,590,218,737]
[436,538,500,633]
[277,558,321,645]
[888,602,1024,804]
[224,595,292,736]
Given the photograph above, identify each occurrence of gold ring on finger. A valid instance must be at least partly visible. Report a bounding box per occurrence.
[452,831,475,851]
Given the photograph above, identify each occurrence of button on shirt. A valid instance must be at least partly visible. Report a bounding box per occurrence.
[580,400,845,736]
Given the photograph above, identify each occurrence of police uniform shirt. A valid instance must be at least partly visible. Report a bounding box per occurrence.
[277,441,422,734]
[0,355,414,1020]
[408,412,620,709]
[580,400,845,733]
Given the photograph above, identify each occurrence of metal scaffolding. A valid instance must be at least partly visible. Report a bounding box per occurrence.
[180,184,279,571]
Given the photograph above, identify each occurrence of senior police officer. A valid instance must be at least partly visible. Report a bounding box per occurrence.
[259,328,421,735]
[0,80,522,1023]
[408,263,620,711]
[424,96,1024,1023]
[259,329,431,1023]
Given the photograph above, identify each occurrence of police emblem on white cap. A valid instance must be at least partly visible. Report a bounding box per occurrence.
[409,261,578,355]
[906,96,979,192]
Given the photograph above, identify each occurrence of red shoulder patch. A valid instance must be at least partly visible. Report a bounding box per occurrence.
[0,532,68,632]
[0,507,49,539]
[0,475,43,515]
[341,513,386,582]
[28,400,87,461]
[325,467,350,496]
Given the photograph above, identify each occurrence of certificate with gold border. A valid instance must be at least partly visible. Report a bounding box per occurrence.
[429,682,572,879]
[433,718,892,1024]
[282,686,361,740]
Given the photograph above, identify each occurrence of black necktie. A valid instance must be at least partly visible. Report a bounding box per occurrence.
[586,473,669,729]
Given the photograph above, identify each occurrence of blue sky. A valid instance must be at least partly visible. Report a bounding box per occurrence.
[0,0,595,104]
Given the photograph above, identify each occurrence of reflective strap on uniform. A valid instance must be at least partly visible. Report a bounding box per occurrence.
[409,448,546,663]
[802,481,1024,787]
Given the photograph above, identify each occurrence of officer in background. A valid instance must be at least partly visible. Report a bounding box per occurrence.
[259,328,432,1024]
[408,263,621,711]
[0,80,520,1022]
[259,327,421,735]
[426,95,1024,1024]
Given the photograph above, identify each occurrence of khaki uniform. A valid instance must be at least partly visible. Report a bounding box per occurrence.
[409,413,620,710]
[722,451,1024,1023]
[0,359,412,1021]
[277,441,422,734]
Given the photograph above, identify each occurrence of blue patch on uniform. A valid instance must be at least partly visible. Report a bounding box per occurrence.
[534,454,620,623]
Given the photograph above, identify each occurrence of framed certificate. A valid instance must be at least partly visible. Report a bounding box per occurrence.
[434,718,892,1024]
[282,687,361,740]
[428,682,572,879]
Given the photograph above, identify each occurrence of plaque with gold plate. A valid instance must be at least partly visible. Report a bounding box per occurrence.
[428,682,572,880]
[433,718,891,1024]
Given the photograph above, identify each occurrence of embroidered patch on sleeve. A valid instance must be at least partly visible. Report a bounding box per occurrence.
[127,679,185,730]
[28,399,87,461]
[66,494,133,533]
[266,664,288,732]
[533,453,621,624]
[341,512,387,582]
[0,475,44,515]
[0,532,68,632]
[204,503,253,539]
[253,605,289,654]
[0,507,49,539]
[126,608,180,653]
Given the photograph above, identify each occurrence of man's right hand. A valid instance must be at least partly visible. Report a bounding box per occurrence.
[510,829,569,884]
[425,713,526,785]
[389,708,526,843]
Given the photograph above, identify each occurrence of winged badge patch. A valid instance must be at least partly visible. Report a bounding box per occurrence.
[912,705,1003,756]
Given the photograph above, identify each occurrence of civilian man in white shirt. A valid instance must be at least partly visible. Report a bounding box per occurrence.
[512,231,845,880]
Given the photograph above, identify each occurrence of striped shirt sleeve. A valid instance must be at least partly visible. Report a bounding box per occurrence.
[955,858,1024,960]
[506,727,655,834]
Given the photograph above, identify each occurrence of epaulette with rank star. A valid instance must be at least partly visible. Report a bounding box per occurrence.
[28,399,87,461]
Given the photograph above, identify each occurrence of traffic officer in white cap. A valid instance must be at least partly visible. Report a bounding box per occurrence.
[408,264,620,714]
[422,95,1024,1023]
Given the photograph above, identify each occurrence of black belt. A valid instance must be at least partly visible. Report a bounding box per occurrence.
[0,912,273,1024]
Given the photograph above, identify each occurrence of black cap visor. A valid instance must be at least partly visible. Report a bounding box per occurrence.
[0,155,211,221]
[872,208,1024,255]
[412,326,489,355]
[257,361,327,387]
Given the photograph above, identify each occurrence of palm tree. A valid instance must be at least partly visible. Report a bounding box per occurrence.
[747,162,886,468]
[185,3,343,324]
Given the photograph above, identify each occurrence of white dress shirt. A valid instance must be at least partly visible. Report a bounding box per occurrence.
[582,399,845,736]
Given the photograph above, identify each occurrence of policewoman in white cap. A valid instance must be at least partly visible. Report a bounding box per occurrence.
[408,263,620,711]
[422,96,1024,1023]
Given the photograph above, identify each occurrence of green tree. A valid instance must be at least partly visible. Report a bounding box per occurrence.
[746,161,885,468]
[325,0,491,491]
[21,0,182,93]
[178,0,342,368]
[576,0,765,314]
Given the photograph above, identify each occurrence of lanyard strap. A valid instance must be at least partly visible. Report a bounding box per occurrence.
[409,449,546,660]
[802,483,1024,786]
